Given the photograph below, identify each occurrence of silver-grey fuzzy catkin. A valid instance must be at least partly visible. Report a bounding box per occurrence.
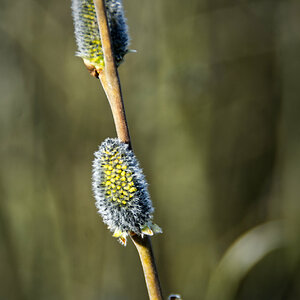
[92,138,155,238]
[71,0,129,68]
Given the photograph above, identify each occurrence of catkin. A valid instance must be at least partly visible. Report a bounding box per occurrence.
[71,0,129,71]
[92,138,161,245]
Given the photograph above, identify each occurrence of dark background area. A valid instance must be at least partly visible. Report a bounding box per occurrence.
[1,0,300,299]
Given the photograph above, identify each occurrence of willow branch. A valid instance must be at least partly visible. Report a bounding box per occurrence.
[93,0,131,145]
[93,1,163,299]
[131,234,164,300]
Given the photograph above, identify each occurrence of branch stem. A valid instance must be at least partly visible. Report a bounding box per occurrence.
[131,234,164,300]
[92,1,163,299]
[93,0,131,145]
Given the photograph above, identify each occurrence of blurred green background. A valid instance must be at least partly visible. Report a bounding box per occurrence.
[1,0,300,299]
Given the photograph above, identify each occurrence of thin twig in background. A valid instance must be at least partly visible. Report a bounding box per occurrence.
[93,0,163,299]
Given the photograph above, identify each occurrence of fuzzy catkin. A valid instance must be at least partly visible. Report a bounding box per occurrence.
[92,138,154,236]
[71,0,129,69]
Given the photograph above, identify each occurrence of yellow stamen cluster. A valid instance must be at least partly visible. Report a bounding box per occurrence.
[77,1,104,69]
[101,150,137,206]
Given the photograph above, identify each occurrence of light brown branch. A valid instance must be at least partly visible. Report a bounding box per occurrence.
[131,234,164,300]
[92,1,163,299]
[93,0,131,145]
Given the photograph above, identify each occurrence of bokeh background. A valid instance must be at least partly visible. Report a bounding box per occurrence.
[1,0,300,299]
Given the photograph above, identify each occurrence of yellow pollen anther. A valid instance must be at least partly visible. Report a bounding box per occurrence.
[117,185,121,190]
[121,171,126,176]
[122,201,127,205]
[105,171,111,175]
[105,181,111,186]
[121,183,126,187]
[129,187,137,193]
[110,178,115,183]
[128,177,133,182]
[121,177,126,181]
[116,164,121,169]
[123,186,129,190]
[122,165,127,170]
[113,229,122,238]
[116,169,122,173]
[123,191,128,196]
[108,166,113,171]
[111,184,115,188]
